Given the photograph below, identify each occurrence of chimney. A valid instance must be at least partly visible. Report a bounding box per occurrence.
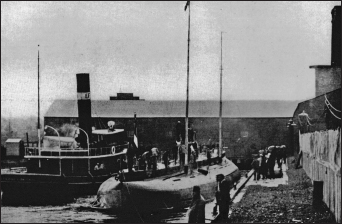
[76,73,92,148]
[331,6,341,66]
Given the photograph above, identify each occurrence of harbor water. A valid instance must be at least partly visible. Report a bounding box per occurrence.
[1,195,190,223]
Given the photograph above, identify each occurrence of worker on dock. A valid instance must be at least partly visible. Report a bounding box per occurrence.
[280,145,287,168]
[142,150,151,170]
[188,185,206,223]
[215,174,231,222]
[260,151,268,180]
[251,155,260,181]
[180,144,186,168]
[162,149,170,172]
[189,146,196,175]
[151,146,159,171]
[267,146,276,179]
[173,140,181,165]
[275,145,282,169]
[206,146,212,166]
[176,121,183,143]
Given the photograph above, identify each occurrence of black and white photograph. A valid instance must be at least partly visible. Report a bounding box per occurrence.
[1,1,341,223]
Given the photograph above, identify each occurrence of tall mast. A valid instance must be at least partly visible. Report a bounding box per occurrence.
[185,1,191,168]
[8,119,11,137]
[38,45,41,166]
[219,32,223,158]
[134,112,138,149]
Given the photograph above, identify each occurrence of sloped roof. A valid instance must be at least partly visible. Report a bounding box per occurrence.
[45,99,299,118]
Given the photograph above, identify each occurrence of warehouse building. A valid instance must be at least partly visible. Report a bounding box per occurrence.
[44,95,298,159]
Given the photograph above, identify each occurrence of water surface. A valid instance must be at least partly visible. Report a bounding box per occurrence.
[1,195,189,223]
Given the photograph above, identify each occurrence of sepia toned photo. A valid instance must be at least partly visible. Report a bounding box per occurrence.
[1,1,341,223]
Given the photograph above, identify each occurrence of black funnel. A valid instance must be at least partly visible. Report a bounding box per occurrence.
[76,73,92,148]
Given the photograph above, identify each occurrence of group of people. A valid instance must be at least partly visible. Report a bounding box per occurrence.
[93,162,106,174]
[251,145,287,181]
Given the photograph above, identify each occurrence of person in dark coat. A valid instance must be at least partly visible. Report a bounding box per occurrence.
[180,144,186,167]
[260,152,268,179]
[280,145,287,168]
[275,146,282,169]
[142,151,151,170]
[188,186,206,223]
[162,150,170,172]
[151,147,159,171]
[172,143,179,165]
[187,124,196,163]
[215,174,231,222]
[206,146,212,166]
[176,121,185,143]
[267,146,276,178]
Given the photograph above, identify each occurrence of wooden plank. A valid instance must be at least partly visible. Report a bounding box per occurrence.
[300,129,341,223]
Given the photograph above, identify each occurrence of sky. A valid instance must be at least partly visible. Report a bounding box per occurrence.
[1,1,340,118]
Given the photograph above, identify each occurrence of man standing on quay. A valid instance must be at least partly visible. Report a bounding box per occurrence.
[215,174,231,222]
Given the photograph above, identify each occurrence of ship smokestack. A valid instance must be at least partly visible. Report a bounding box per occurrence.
[331,6,341,66]
[76,73,92,148]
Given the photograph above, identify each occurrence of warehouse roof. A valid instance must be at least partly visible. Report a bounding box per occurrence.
[45,99,299,118]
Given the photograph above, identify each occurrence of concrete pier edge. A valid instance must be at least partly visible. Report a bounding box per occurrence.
[231,169,255,202]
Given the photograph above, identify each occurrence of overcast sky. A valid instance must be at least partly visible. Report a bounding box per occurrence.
[1,1,340,118]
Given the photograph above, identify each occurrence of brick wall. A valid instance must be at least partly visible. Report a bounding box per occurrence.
[311,66,341,97]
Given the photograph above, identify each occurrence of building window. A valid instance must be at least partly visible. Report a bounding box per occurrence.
[241,131,248,138]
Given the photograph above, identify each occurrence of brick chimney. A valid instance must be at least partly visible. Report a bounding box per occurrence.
[310,6,341,97]
[331,6,341,66]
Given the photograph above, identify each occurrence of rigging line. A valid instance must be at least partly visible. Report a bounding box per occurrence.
[325,102,341,120]
[325,102,340,119]
[328,107,341,120]
[72,101,78,120]
[90,103,99,128]
[97,117,106,129]
[325,100,341,115]
[325,95,341,112]
[312,109,327,124]
[124,184,145,223]
[91,103,106,129]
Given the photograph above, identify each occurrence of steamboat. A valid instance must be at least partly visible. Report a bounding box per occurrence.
[1,73,137,205]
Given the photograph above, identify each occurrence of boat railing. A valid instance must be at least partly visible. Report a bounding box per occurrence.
[25,143,129,157]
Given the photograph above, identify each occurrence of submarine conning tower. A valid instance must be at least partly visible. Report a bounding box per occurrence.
[76,73,92,148]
